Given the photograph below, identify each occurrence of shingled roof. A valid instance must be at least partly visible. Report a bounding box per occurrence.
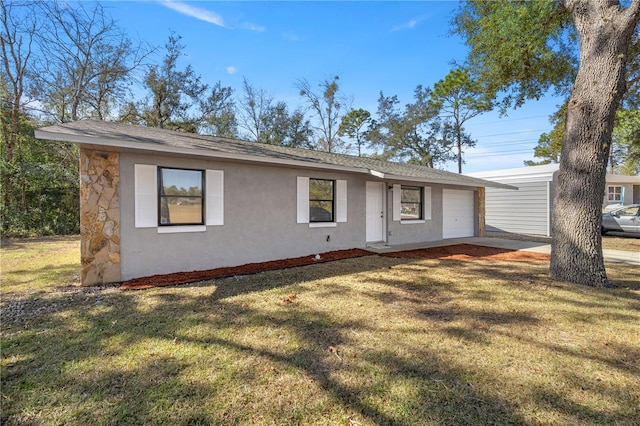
[35,120,513,189]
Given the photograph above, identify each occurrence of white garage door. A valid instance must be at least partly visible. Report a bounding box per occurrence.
[443,189,475,239]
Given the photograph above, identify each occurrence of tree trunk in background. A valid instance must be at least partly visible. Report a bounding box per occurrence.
[456,123,463,174]
[550,1,639,286]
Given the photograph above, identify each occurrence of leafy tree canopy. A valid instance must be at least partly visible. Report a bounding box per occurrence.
[452,0,577,111]
[430,67,493,173]
[368,86,454,167]
[338,108,372,157]
[138,33,208,131]
[612,109,640,174]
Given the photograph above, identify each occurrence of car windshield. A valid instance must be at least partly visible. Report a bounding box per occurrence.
[614,206,639,216]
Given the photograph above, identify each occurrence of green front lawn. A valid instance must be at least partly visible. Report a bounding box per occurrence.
[2,237,639,425]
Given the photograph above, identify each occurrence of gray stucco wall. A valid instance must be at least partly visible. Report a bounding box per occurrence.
[118,153,478,281]
[120,153,369,280]
[603,183,639,208]
[120,153,468,280]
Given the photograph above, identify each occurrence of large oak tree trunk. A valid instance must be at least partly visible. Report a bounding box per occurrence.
[550,1,639,287]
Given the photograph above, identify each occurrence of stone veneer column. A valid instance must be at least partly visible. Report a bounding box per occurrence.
[477,186,486,237]
[79,150,121,285]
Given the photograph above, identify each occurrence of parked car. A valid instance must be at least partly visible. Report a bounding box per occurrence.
[601,204,640,236]
[604,203,623,212]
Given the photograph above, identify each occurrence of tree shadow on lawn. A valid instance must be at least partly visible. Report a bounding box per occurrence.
[428,260,640,336]
[0,235,79,250]
[452,258,640,297]
[3,256,639,425]
[0,269,528,425]
[605,262,640,292]
[2,263,80,288]
[2,292,381,423]
[203,255,395,300]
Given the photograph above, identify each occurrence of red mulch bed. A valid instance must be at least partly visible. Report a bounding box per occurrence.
[119,248,372,290]
[381,244,551,262]
[119,244,550,290]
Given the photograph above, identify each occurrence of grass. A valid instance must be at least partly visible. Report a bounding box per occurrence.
[2,237,639,425]
[1,236,80,297]
[601,234,640,252]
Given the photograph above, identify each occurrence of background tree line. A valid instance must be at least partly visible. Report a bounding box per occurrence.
[0,0,492,237]
[2,0,638,258]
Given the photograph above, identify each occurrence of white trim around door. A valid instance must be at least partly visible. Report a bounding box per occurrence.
[366,181,386,243]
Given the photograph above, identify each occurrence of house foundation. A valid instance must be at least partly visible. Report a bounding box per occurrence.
[79,150,121,285]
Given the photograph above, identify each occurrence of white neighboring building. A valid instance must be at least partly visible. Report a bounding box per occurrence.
[469,164,640,236]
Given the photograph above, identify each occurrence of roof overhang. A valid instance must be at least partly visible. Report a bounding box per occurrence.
[35,128,370,176]
[35,126,517,190]
[605,174,640,184]
[380,173,516,190]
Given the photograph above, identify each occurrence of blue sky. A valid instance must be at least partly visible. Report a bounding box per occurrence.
[104,1,565,173]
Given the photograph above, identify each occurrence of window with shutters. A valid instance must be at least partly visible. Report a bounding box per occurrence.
[400,186,422,220]
[296,177,346,226]
[134,164,223,232]
[309,178,334,223]
[158,167,205,226]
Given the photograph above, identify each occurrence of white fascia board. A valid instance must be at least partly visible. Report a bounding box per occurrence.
[470,171,556,183]
[382,174,517,190]
[605,174,640,184]
[468,164,559,180]
[493,174,556,183]
[35,129,369,175]
[369,169,385,178]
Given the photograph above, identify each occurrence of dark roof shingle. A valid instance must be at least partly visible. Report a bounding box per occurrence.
[35,120,513,189]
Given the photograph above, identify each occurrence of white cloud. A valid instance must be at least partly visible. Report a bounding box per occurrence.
[242,22,266,32]
[160,1,226,27]
[391,18,422,32]
[282,32,300,42]
[226,66,237,75]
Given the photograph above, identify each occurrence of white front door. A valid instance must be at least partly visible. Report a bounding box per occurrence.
[366,181,385,242]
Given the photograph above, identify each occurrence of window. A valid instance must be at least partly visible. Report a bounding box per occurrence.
[617,206,639,216]
[296,177,346,225]
[392,184,431,222]
[135,165,223,230]
[158,167,204,226]
[608,186,622,202]
[400,186,422,220]
[309,178,334,222]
